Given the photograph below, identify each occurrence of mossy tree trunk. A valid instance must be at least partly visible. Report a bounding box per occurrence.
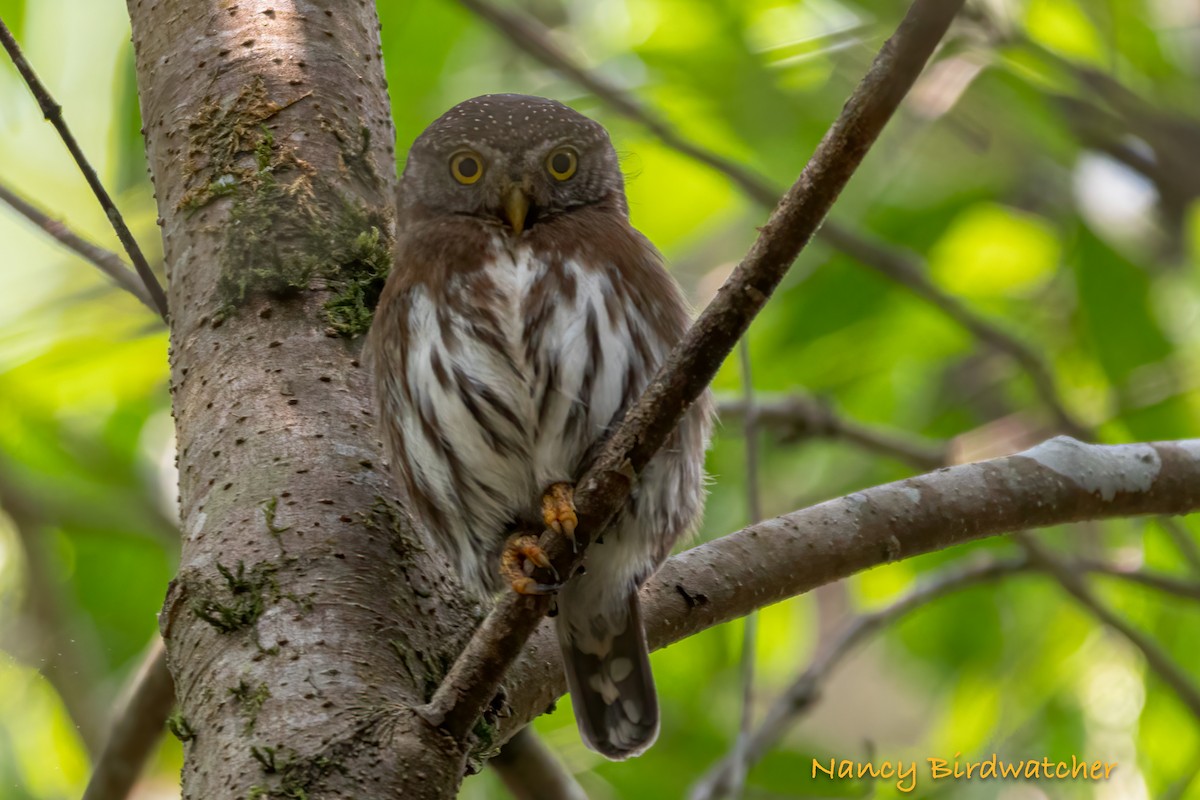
[127,1,478,796]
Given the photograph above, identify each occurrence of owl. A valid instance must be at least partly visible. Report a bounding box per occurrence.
[369,94,712,760]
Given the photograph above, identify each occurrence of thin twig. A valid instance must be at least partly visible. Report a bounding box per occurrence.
[82,639,175,800]
[423,0,967,742]
[489,728,588,800]
[717,394,948,470]
[727,340,762,800]
[0,466,105,754]
[1157,517,1200,576]
[689,545,1200,798]
[0,181,162,318]
[1016,533,1200,720]
[0,18,169,320]
[1074,557,1200,601]
[691,555,1033,800]
[457,0,1087,439]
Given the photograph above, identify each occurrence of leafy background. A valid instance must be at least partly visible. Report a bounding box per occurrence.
[1,0,1198,797]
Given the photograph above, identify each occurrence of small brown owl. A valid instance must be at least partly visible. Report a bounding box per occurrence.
[369,94,712,759]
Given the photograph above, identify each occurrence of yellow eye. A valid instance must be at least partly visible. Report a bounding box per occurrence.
[450,151,484,185]
[546,147,578,181]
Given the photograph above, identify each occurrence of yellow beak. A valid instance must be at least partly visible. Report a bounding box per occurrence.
[503,185,531,235]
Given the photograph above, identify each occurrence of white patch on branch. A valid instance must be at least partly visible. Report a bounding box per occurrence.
[1022,436,1161,501]
[188,510,207,540]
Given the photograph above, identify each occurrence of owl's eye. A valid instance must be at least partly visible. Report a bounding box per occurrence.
[450,151,484,185]
[546,147,578,181]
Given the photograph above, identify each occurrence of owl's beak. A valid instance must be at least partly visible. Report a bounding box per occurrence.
[502,184,532,235]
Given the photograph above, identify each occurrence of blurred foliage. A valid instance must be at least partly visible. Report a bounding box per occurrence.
[1,0,1199,798]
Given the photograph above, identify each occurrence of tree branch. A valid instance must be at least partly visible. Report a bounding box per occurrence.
[691,554,1033,800]
[0,17,169,320]
[489,728,588,800]
[82,639,175,800]
[1016,533,1200,719]
[457,0,1087,439]
[0,466,105,755]
[726,340,763,799]
[1075,556,1200,601]
[423,0,967,741]
[496,437,1200,746]
[0,181,163,319]
[689,543,1200,798]
[717,394,948,470]
[1157,516,1200,575]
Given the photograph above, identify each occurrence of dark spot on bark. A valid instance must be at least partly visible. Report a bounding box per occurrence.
[675,584,709,608]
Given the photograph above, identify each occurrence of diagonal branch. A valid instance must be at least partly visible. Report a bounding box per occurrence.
[497,437,1200,748]
[82,639,175,800]
[1016,533,1200,719]
[0,181,163,319]
[489,728,588,800]
[421,0,964,740]
[0,474,105,755]
[458,0,1087,439]
[689,543,1200,798]
[1157,517,1200,575]
[0,17,169,320]
[691,554,1033,800]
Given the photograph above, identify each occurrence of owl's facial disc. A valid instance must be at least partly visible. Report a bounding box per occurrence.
[401,94,629,233]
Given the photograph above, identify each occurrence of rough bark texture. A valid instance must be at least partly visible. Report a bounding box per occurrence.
[124,1,1200,797]
[128,1,478,796]
[496,438,1200,745]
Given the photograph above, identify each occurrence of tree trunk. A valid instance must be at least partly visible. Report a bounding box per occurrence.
[127,1,475,796]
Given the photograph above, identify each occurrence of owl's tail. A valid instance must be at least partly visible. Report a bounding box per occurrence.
[556,592,659,760]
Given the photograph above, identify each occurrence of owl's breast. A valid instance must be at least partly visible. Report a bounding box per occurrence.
[506,243,665,491]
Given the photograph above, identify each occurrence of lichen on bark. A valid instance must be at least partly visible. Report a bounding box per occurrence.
[176,76,392,336]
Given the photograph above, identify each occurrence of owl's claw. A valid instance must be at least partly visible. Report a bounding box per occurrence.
[542,482,578,550]
[501,533,561,595]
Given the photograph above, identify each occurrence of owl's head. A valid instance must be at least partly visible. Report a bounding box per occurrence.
[399,94,626,234]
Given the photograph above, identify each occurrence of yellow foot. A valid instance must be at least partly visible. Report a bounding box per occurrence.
[541,482,578,546]
[501,533,560,595]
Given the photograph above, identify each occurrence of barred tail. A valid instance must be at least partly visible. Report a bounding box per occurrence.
[557,592,659,760]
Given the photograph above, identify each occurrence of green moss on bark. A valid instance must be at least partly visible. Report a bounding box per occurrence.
[189,560,279,634]
[177,77,392,337]
[230,679,272,733]
[247,745,347,800]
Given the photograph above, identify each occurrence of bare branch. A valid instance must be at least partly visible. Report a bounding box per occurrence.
[457,0,1087,439]
[689,546,1200,798]
[490,728,588,800]
[717,394,948,470]
[0,181,163,318]
[1016,533,1200,720]
[691,555,1033,800]
[1157,516,1200,575]
[726,340,763,800]
[82,639,175,800]
[0,17,169,320]
[1074,556,1200,601]
[423,0,967,741]
[0,466,105,754]
[497,437,1200,746]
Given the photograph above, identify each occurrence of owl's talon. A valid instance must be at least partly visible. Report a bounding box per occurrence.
[502,533,561,594]
[510,577,561,596]
[542,482,578,545]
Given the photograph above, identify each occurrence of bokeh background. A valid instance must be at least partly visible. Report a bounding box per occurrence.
[1,0,1199,797]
